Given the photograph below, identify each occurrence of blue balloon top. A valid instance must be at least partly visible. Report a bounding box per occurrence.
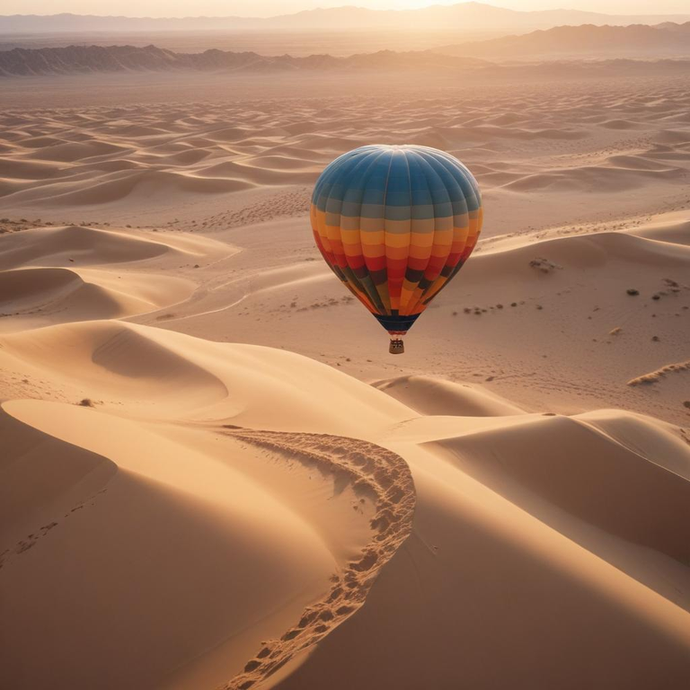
[312,144,481,223]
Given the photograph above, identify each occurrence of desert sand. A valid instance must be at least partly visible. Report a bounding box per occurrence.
[1,64,689,690]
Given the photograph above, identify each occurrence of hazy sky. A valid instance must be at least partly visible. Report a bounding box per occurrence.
[4,0,689,17]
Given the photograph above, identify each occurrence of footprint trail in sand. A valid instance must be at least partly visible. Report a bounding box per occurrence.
[219,430,415,690]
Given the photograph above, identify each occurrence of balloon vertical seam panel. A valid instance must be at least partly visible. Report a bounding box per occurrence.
[311,145,482,335]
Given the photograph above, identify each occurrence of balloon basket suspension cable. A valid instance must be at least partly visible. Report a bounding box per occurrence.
[389,337,405,355]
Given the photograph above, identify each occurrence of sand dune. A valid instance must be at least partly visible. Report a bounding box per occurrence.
[373,375,526,417]
[0,320,409,424]
[0,266,194,331]
[435,413,690,564]
[269,407,690,690]
[133,209,688,426]
[1,76,689,231]
[2,319,688,690]
[1,399,386,690]
[0,224,226,269]
[0,223,232,331]
[629,211,690,245]
[0,319,414,689]
[504,163,684,193]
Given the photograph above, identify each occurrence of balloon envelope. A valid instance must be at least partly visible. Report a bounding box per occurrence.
[311,144,482,339]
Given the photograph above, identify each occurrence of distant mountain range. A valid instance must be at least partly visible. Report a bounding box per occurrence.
[0,45,484,76]
[1,44,688,80]
[1,3,689,34]
[436,21,690,59]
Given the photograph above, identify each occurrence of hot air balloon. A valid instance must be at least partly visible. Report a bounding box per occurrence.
[311,144,482,354]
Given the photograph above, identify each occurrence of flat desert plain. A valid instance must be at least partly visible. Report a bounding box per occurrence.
[1,70,689,690]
